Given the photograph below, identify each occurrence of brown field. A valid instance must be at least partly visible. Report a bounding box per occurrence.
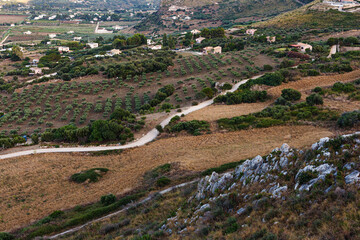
[0,125,335,231]
[0,15,28,24]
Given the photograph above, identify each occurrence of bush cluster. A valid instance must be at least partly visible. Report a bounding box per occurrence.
[214,90,267,105]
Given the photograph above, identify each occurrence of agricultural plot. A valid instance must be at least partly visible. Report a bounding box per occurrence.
[0,50,278,136]
[0,14,28,24]
[5,23,97,43]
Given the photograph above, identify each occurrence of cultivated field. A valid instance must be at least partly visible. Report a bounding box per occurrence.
[0,125,335,231]
[0,14,28,24]
[0,48,277,136]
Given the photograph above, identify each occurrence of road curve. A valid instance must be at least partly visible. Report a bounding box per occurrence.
[0,75,262,160]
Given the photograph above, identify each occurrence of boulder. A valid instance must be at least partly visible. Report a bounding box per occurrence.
[345,170,360,184]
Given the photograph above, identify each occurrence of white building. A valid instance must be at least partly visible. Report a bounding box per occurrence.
[48,34,56,39]
[29,67,43,75]
[73,37,82,41]
[87,43,99,49]
[147,39,155,45]
[23,31,32,35]
[203,46,222,54]
[149,45,162,50]
[246,29,257,36]
[68,31,75,34]
[191,29,201,35]
[58,46,70,53]
[290,42,313,53]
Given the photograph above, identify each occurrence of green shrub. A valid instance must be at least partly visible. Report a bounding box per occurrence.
[166,120,210,135]
[100,194,116,206]
[337,111,360,128]
[263,64,273,71]
[298,171,318,185]
[214,90,267,105]
[156,176,171,187]
[156,125,164,133]
[313,87,322,93]
[306,94,323,106]
[281,88,301,101]
[221,83,232,90]
[70,168,109,183]
[332,82,356,93]
[307,69,320,76]
[0,232,14,240]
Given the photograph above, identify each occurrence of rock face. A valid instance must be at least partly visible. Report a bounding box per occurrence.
[345,171,360,184]
[164,133,360,237]
[295,164,337,191]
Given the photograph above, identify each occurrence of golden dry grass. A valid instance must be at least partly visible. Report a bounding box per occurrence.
[0,125,335,231]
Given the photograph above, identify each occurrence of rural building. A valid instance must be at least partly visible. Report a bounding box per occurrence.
[73,37,82,41]
[196,37,205,44]
[113,25,127,30]
[149,45,162,50]
[68,31,75,34]
[87,43,99,49]
[246,29,257,35]
[191,29,201,35]
[147,39,155,45]
[109,49,122,55]
[96,28,113,34]
[266,36,276,43]
[202,46,222,54]
[23,31,32,35]
[213,46,222,54]
[48,34,56,38]
[290,42,313,52]
[58,46,70,53]
[29,67,43,75]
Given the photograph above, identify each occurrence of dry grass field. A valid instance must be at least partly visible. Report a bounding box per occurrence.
[0,125,335,231]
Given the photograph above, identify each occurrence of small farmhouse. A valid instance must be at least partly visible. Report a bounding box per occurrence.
[290,42,313,53]
[58,46,70,53]
[149,45,162,50]
[87,43,99,49]
[246,29,257,36]
[203,46,222,55]
[191,29,201,35]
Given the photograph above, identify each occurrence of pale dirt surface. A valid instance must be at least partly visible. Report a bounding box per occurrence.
[0,125,334,231]
[182,101,272,121]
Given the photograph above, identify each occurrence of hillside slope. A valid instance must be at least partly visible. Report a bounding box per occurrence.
[44,132,360,239]
[254,0,360,28]
[136,0,305,32]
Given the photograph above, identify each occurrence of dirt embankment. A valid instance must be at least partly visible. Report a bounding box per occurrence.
[0,125,335,231]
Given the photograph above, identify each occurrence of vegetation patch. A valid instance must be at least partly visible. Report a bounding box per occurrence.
[70,168,109,183]
[218,103,339,131]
